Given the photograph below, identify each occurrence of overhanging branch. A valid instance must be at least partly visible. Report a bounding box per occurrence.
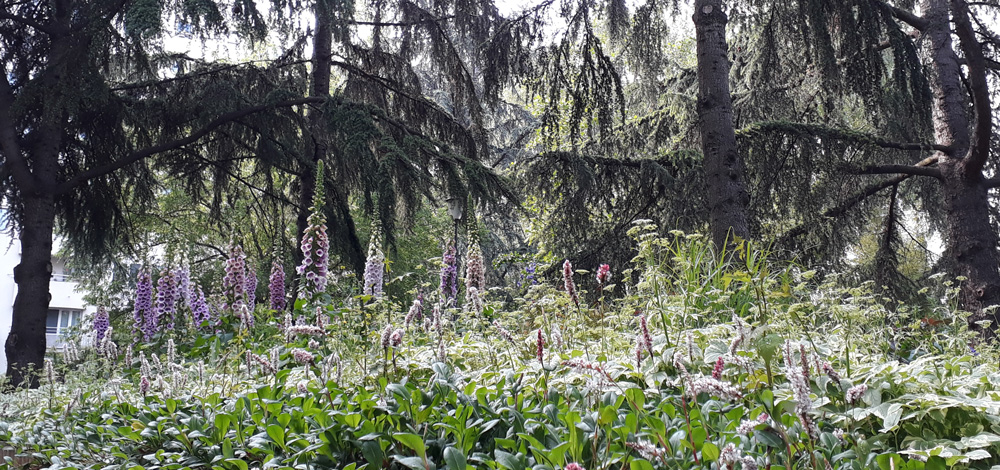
[54,96,326,195]
[870,0,928,30]
[845,162,941,178]
[739,121,953,154]
[778,174,911,243]
[779,155,940,242]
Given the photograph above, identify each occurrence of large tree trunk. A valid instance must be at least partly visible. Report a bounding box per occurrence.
[5,195,56,388]
[693,0,751,251]
[294,0,334,289]
[3,15,69,387]
[922,0,1000,337]
[939,166,1000,332]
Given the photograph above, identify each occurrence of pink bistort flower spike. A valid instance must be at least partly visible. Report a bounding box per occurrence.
[639,314,653,357]
[712,356,725,380]
[291,348,314,365]
[390,328,404,347]
[562,260,579,307]
[381,324,393,349]
[846,384,868,404]
[596,263,611,285]
[536,328,544,364]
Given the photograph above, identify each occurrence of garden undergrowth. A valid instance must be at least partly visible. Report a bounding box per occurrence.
[1,223,998,470]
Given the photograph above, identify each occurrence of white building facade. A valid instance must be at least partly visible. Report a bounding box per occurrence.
[0,231,95,373]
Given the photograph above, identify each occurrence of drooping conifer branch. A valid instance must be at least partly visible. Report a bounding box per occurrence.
[0,74,32,193]
[0,11,57,35]
[778,154,941,243]
[55,97,327,195]
[738,121,952,154]
[846,161,941,178]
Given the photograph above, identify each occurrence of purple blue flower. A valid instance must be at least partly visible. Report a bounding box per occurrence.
[269,260,286,311]
[155,269,178,330]
[134,268,154,341]
[94,306,109,345]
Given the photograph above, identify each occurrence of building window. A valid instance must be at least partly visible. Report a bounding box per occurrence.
[46,309,81,335]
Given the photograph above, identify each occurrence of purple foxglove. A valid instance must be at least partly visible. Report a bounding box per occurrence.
[297,162,330,298]
[155,269,178,331]
[245,268,258,310]
[190,286,210,327]
[465,242,485,306]
[94,306,110,345]
[363,235,385,299]
[269,260,286,311]
[134,268,154,340]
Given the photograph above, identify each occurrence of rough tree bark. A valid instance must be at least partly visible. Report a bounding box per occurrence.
[693,0,751,251]
[296,0,334,272]
[923,0,1000,336]
[3,6,72,387]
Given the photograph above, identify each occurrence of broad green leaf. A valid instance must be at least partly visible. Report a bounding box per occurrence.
[394,433,427,458]
[755,429,784,448]
[444,446,467,470]
[629,460,654,470]
[396,456,428,470]
[881,403,903,432]
[702,442,720,461]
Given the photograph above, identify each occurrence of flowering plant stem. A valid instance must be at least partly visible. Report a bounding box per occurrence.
[680,391,700,465]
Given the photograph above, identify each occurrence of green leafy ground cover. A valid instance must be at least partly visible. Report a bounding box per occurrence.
[1,226,998,470]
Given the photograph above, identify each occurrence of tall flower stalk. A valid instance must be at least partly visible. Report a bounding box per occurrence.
[134,268,155,342]
[94,306,109,346]
[269,259,287,311]
[465,241,485,310]
[440,244,458,307]
[245,268,258,311]
[155,269,179,331]
[297,161,330,299]
[190,286,211,327]
[363,226,385,299]
[223,243,249,325]
[563,259,579,308]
